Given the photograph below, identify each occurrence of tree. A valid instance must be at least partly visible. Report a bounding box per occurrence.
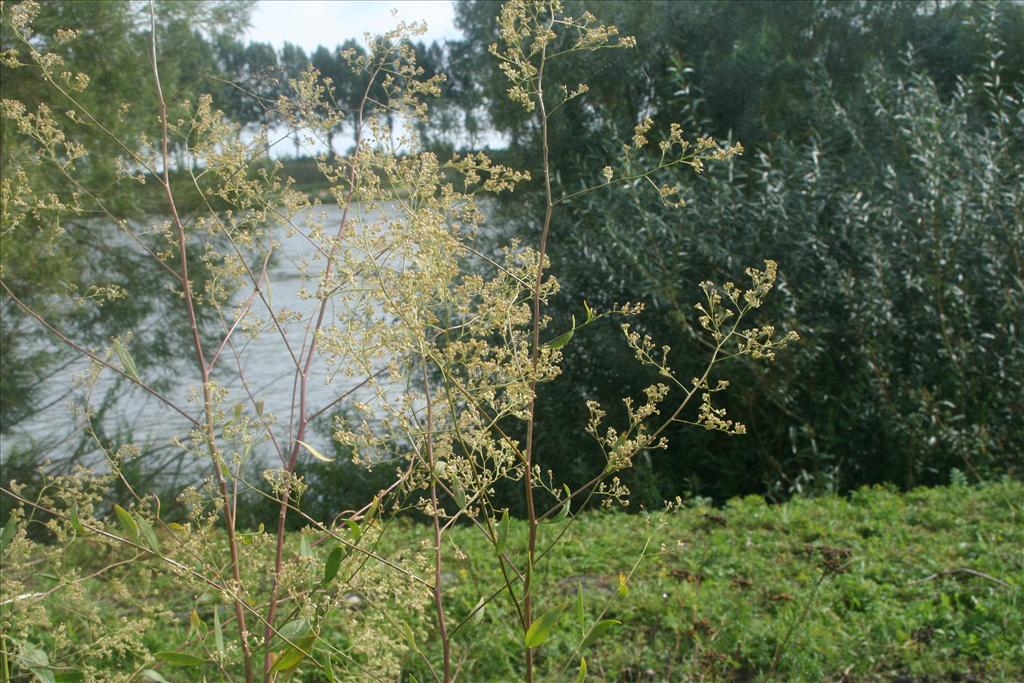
[0,0,252,441]
[449,0,1024,502]
[279,42,308,157]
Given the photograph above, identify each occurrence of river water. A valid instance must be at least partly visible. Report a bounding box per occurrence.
[1,204,397,476]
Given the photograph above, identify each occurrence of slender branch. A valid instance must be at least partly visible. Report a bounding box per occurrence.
[0,280,199,427]
[522,12,557,680]
[423,362,452,682]
[262,54,386,681]
[148,6,253,680]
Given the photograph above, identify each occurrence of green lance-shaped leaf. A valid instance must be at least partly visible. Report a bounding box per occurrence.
[495,508,510,554]
[470,596,486,626]
[264,618,311,653]
[135,513,160,554]
[452,481,467,508]
[432,459,448,479]
[155,651,207,667]
[213,606,225,656]
[345,519,362,543]
[402,622,419,652]
[1,514,18,551]
[69,502,86,535]
[299,533,314,559]
[113,504,139,545]
[524,607,563,648]
[114,340,141,383]
[323,653,336,683]
[617,572,629,598]
[322,546,344,584]
[297,439,334,462]
[140,670,171,682]
[581,619,621,650]
[365,495,380,523]
[188,608,206,635]
[543,485,572,525]
[575,656,588,683]
[270,635,317,674]
[577,580,585,636]
[546,314,577,350]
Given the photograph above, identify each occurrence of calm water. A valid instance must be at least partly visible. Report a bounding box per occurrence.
[1,204,396,473]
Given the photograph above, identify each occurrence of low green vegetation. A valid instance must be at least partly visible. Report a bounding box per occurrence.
[5,480,1020,681]
[397,480,1024,681]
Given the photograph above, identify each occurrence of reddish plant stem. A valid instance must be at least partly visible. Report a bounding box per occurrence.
[148,8,254,680]
[261,60,384,680]
[523,21,555,682]
[423,362,452,682]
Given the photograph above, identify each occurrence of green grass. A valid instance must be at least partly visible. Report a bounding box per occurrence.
[388,479,1023,682]
[4,480,1021,681]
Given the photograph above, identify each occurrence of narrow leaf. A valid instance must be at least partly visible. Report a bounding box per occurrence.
[297,440,334,462]
[135,513,160,554]
[365,495,380,523]
[270,635,316,673]
[555,485,572,522]
[299,534,313,559]
[114,341,141,383]
[452,481,467,508]
[344,519,362,543]
[154,651,207,666]
[324,653,335,683]
[188,608,205,635]
[140,670,171,682]
[581,619,621,650]
[213,606,224,656]
[2,515,18,549]
[113,504,139,544]
[69,502,86,535]
[432,459,447,479]
[546,328,574,350]
[547,314,577,349]
[577,581,585,636]
[524,607,563,648]
[323,546,343,584]
[575,656,587,683]
[470,596,486,626]
[495,508,509,554]
[402,622,418,651]
[264,618,311,653]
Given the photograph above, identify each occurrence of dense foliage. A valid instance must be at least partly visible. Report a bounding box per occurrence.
[443,0,1024,504]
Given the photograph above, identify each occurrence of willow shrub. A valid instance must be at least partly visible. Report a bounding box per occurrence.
[0,1,795,680]
[549,37,1024,502]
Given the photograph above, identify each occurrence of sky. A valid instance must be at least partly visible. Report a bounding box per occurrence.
[245,1,462,54]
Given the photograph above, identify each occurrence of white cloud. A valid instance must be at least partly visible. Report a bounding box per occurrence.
[245,0,461,54]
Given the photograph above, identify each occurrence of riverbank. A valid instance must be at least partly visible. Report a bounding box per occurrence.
[5,479,1020,680]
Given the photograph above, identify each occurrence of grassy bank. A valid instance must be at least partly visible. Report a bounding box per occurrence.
[395,480,1023,681]
[4,480,1021,681]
